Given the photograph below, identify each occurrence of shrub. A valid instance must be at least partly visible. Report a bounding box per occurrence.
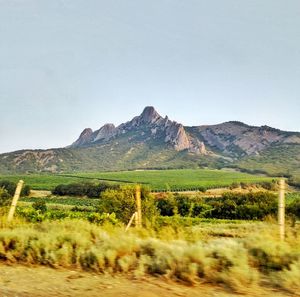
[229,182,240,190]
[52,182,119,198]
[156,193,176,216]
[87,213,119,225]
[32,200,47,213]
[22,185,31,196]
[288,177,300,189]
[287,201,300,219]
[156,191,278,220]
[175,194,193,217]
[207,192,277,220]
[0,187,12,207]
[259,180,278,191]
[0,180,16,196]
[0,180,31,197]
[98,185,158,225]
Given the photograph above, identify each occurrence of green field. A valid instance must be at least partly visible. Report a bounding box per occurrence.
[0,169,274,191]
[0,174,88,190]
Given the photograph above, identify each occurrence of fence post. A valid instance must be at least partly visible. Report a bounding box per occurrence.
[7,180,24,222]
[135,185,142,228]
[278,179,285,241]
[125,212,137,232]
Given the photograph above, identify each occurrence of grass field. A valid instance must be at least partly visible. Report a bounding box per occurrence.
[0,218,299,295]
[0,169,275,191]
[0,174,88,190]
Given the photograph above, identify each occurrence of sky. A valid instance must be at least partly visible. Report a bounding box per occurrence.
[0,0,299,153]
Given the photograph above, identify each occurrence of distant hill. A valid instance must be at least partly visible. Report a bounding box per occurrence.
[1,106,300,178]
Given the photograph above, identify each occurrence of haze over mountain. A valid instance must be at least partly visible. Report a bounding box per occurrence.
[0,106,299,177]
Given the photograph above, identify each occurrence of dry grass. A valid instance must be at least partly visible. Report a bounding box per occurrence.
[0,218,299,294]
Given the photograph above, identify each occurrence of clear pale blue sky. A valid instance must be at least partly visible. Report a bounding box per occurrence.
[0,0,299,153]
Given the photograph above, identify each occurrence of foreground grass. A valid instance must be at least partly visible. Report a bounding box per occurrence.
[0,169,274,191]
[0,219,299,294]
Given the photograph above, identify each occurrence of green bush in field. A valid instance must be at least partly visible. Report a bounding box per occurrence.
[87,213,119,225]
[287,200,300,219]
[155,193,177,216]
[209,192,277,220]
[52,182,119,198]
[17,207,87,222]
[259,180,278,191]
[0,187,12,207]
[175,194,194,216]
[98,185,158,224]
[0,180,16,196]
[156,192,278,220]
[0,180,31,197]
[32,200,47,213]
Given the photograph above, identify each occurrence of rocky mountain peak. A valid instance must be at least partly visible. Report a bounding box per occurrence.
[139,106,162,123]
[93,123,116,142]
[70,106,209,154]
[71,128,93,147]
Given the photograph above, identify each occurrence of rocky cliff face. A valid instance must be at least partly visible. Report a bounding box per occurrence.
[71,128,93,147]
[188,121,300,157]
[71,106,207,154]
[93,124,116,142]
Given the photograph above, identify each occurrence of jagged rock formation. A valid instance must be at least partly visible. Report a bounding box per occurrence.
[71,106,207,154]
[71,128,93,147]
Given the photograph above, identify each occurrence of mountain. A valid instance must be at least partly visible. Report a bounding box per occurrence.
[0,106,300,177]
[71,106,205,154]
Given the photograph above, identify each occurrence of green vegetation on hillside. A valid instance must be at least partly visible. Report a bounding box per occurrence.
[236,144,300,179]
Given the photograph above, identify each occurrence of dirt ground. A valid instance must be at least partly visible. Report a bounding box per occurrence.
[0,265,294,297]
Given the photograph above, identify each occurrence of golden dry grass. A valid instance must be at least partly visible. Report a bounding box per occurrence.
[0,218,299,294]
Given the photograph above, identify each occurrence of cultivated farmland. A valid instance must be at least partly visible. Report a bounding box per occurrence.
[0,169,275,191]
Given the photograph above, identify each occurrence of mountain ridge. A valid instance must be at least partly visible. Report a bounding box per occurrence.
[0,106,299,176]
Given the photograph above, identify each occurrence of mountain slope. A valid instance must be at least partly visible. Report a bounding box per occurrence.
[0,106,299,177]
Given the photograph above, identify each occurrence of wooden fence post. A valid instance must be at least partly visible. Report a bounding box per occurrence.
[135,185,142,228]
[125,212,137,232]
[278,179,285,241]
[7,180,24,222]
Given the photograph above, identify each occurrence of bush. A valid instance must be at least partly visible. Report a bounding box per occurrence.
[288,177,300,189]
[52,182,119,198]
[259,180,278,191]
[0,187,12,207]
[156,192,278,220]
[229,182,240,190]
[98,185,158,225]
[287,201,300,219]
[175,194,194,217]
[32,200,47,213]
[0,180,16,196]
[208,192,277,220]
[87,213,119,225]
[156,193,177,216]
[0,180,31,197]
[22,185,31,196]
